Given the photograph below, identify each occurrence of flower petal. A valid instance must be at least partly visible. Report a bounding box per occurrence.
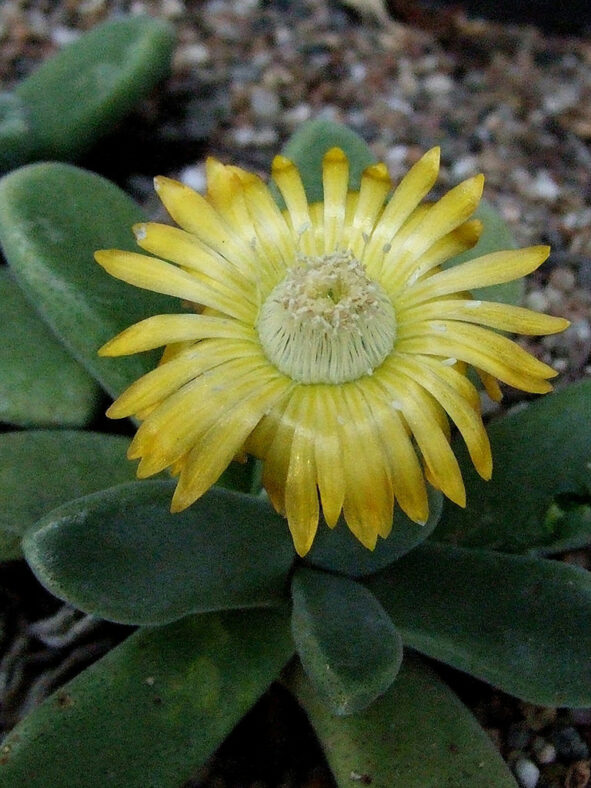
[397,246,550,308]
[153,176,257,274]
[376,369,466,507]
[360,377,429,524]
[347,162,391,258]
[171,374,291,511]
[95,249,252,321]
[312,387,346,528]
[363,147,440,272]
[401,298,570,335]
[382,175,484,291]
[107,338,261,418]
[271,155,316,256]
[394,354,492,479]
[339,384,395,547]
[99,314,254,356]
[285,388,320,556]
[397,319,557,385]
[322,147,350,252]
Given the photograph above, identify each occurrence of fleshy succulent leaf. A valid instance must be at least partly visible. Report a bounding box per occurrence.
[1,16,174,170]
[306,486,443,577]
[0,162,180,398]
[23,481,295,625]
[368,541,591,707]
[0,430,136,562]
[432,380,591,553]
[291,568,403,715]
[0,609,293,788]
[288,654,517,787]
[0,267,99,427]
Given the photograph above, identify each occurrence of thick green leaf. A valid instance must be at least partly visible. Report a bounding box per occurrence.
[24,481,295,625]
[280,119,377,204]
[0,93,35,172]
[306,486,442,577]
[537,500,591,556]
[289,654,516,787]
[368,541,591,707]
[432,380,591,553]
[1,17,174,170]
[444,199,524,305]
[0,267,99,427]
[0,430,136,562]
[291,568,402,715]
[0,162,180,398]
[0,608,293,788]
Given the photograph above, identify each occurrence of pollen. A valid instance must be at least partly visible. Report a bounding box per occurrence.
[256,250,396,384]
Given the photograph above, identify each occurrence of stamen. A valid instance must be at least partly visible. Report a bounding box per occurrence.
[257,250,396,384]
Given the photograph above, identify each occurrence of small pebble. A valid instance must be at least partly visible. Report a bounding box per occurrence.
[423,73,454,95]
[548,267,576,292]
[551,727,590,762]
[533,737,557,765]
[514,757,540,788]
[250,86,280,120]
[507,721,533,750]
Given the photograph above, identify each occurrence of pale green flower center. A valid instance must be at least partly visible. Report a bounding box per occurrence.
[257,250,396,384]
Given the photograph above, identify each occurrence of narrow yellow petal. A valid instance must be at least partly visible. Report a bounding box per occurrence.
[363,147,440,267]
[412,353,481,410]
[382,220,482,294]
[239,171,296,274]
[377,371,466,507]
[312,387,345,528]
[171,375,290,511]
[360,378,429,524]
[133,222,255,295]
[134,358,274,476]
[397,333,554,394]
[347,162,391,258]
[397,246,551,308]
[95,249,251,321]
[398,320,557,380]
[383,175,484,291]
[339,385,395,547]
[401,298,569,336]
[99,314,252,356]
[394,355,492,479]
[322,147,349,252]
[205,158,252,228]
[285,389,319,557]
[107,339,260,419]
[477,369,503,401]
[153,176,256,273]
[271,155,316,256]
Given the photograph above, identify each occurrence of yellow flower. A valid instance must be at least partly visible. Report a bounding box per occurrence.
[95,147,568,556]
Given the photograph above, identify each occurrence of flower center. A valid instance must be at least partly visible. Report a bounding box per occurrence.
[257,250,396,384]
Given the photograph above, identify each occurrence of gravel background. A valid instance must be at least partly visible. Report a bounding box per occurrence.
[1,1,591,786]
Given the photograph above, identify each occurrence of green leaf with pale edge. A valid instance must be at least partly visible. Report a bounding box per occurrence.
[24,481,295,624]
[306,486,442,577]
[280,119,377,204]
[0,267,99,427]
[291,568,402,715]
[0,609,293,788]
[1,16,174,170]
[288,654,516,788]
[432,380,591,554]
[368,541,591,707]
[0,431,136,562]
[0,162,180,398]
[444,199,524,305]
